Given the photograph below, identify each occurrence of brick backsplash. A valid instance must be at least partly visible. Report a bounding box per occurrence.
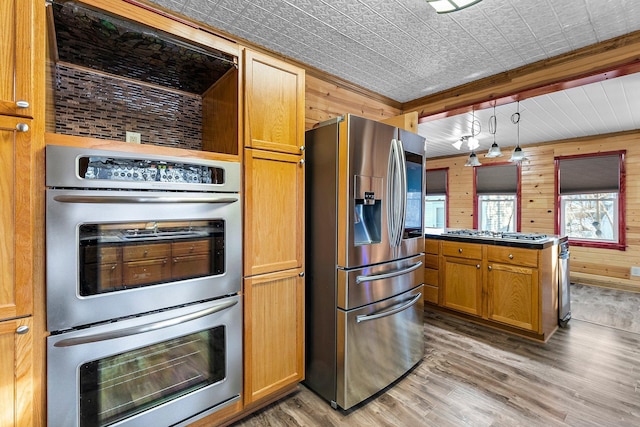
[54,64,202,150]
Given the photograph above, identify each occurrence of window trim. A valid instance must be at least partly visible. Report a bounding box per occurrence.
[554,151,626,251]
[473,162,521,231]
[425,167,449,229]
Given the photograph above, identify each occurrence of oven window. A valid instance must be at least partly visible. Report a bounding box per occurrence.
[79,327,225,427]
[79,220,225,296]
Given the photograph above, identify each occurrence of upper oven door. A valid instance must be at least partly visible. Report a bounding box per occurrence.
[46,189,241,332]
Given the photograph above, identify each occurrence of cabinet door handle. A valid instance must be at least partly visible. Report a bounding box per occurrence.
[16,325,30,334]
[509,254,514,259]
[16,123,29,132]
[299,146,305,152]
[299,271,305,277]
[476,264,481,269]
[16,100,29,108]
[458,248,463,253]
[299,159,305,165]
[488,265,492,271]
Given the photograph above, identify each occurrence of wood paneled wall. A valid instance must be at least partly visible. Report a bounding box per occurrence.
[304,74,401,130]
[427,130,640,292]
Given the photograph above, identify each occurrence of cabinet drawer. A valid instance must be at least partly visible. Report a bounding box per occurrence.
[442,241,482,260]
[423,284,439,304]
[172,254,211,279]
[123,243,171,261]
[83,246,120,264]
[424,253,439,269]
[487,246,538,267]
[425,239,439,255]
[123,258,171,285]
[424,268,438,286]
[172,240,210,256]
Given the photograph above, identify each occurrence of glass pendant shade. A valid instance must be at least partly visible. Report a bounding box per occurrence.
[464,151,481,167]
[485,142,503,158]
[509,146,528,162]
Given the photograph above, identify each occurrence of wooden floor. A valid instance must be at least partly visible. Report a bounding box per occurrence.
[231,309,640,426]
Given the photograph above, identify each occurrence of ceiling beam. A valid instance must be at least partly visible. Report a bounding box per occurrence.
[404,30,640,122]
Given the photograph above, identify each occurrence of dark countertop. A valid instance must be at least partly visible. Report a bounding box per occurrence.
[425,231,568,250]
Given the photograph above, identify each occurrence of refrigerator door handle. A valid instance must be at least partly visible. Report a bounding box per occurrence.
[355,292,422,323]
[355,261,423,284]
[386,139,399,247]
[396,138,408,246]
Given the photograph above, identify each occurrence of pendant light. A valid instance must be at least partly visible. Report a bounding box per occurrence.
[509,101,528,162]
[464,151,481,166]
[464,107,481,166]
[485,103,503,158]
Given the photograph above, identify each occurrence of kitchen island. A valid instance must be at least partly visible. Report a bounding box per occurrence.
[424,230,566,342]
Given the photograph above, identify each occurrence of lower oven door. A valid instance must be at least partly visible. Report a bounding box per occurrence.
[337,284,424,410]
[47,296,241,427]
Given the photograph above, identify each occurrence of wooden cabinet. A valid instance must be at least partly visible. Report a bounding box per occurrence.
[423,239,440,304]
[441,242,483,317]
[242,50,305,408]
[486,246,539,331]
[244,149,304,276]
[0,317,33,427]
[243,269,305,405]
[0,0,34,118]
[243,49,305,155]
[437,239,558,341]
[0,116,33,321]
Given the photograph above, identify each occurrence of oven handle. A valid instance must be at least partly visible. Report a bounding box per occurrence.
[53,299,238,347]
[355,261,423,284]
[356,292,422,323]
[52,194,239,204]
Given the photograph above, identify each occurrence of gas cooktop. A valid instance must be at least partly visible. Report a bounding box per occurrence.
[443,229,550,242]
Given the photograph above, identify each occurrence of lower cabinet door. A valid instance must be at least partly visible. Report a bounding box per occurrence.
[244,268,304,405]
[0,317,33,427]
[487,263,539,331]
[442,256,483,316]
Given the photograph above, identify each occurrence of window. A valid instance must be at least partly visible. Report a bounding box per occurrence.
[478,194,517,232]
[474,164,520,232]
[425,169,447,231]
[556,152,625,249]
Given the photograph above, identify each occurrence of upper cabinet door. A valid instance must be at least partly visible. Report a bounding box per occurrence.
[0,116,33,321]
[243,49,305,155]
[0,0,34,118]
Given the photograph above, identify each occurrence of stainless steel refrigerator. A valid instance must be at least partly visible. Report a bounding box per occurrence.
[304,114,426,410]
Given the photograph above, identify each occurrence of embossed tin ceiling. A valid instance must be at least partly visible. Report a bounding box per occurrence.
[150,0,640,103]
[146,0,640,158]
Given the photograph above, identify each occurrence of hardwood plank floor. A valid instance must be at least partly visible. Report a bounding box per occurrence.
[231,309,640,426]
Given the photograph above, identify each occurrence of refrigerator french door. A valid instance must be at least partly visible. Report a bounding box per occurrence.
[305,114,426,410]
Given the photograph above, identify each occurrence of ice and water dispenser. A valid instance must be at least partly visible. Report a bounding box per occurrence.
[354,175,382,246]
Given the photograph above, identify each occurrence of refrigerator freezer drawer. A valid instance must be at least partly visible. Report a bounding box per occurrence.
[336,285,424,410]
[337,254,424,310]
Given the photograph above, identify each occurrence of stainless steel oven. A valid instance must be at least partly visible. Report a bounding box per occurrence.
[47,297,242,427]
[45,145,243,426]
[45,145,241,331]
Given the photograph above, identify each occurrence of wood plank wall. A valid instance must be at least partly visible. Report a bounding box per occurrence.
[426,130,640,292]
[304,74,401,130]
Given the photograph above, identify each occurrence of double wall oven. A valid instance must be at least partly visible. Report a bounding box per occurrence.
[45,145,242,427]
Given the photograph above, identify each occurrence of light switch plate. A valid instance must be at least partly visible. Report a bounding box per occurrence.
[126,131,141,143]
